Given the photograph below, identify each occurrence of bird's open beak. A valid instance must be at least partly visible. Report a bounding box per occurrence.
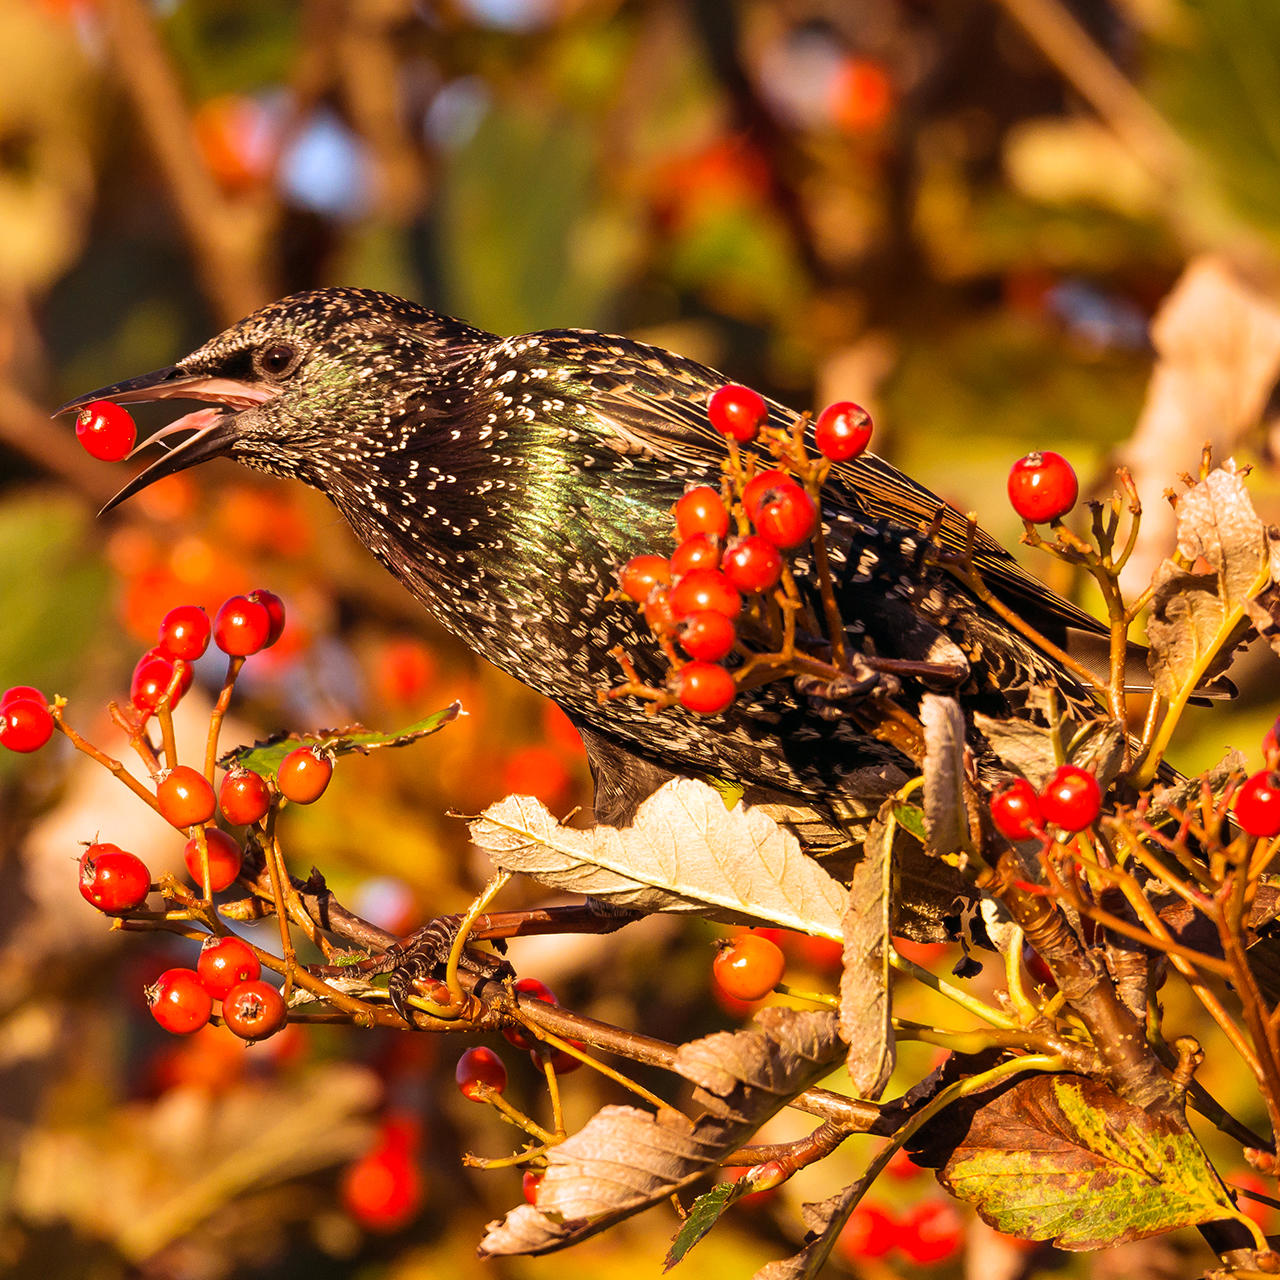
[56,367,278,515]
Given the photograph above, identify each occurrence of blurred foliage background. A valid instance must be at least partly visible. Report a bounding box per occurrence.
[2,0,1280,1277]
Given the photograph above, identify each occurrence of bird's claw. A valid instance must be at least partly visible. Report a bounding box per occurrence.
[384,913,510,1020]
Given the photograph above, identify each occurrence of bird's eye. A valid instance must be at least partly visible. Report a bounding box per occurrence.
[258,343,298,378]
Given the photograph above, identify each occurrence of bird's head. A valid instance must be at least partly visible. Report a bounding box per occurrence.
[59,287,491,513]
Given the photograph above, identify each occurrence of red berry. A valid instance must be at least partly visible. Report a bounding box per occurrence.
[1264,715,1280,769]
[213,595,272,656]
[643,587,678,636]
[277,746,333,804]
[838,1202,898,1261]
[678,610,736,662]
[617,554,671,602]
[884,1147,924,1181]
[1,685,45,708]
[742,469,791,522]
[713,933,786,1001]
[669,568,741,619]
[990,778,1044,841]
[670,535,721,577]
[814,401,873,462]
[221,978,287,1040]
[75,400,136,462]
[1236,771,1280,838]
[143,646,195,696]
[1039,764,1101,832]
[342,1136,423,1232]
[755,482,816,549]
[184,828,243,891]
[456,1046,508,1100]
[131,655,187,714]
[899,1200,963,1265]
[1008,450,1079,523]
[678,662,736,715]
[1022,942,1056,988]
[0,698,53,752]
[522,1170,543,1205]
[146,968,213,1035]
[721,536,783,594]
[531,1041,584,1074]
[219,768,272,825]
[157,605,211,661]
[78,842,150,914]
[503,977,559,1050]
[157,765,217,828]
[674,486,729,542]
[247,588,286,647]
[708,384,768,442]
[197,934,261,999]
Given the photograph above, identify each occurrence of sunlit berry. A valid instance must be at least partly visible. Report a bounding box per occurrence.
[75,400,136,462]
[670,535,721,577]
[838,1202,898,1261]
[221,978,287,1040]
[503,977,559,1051]
[456,1046,508,1100]
[157,765,217,828]
[617,555,671,602]
[219,767,271,825]
[197,933,261,999]
[1,685,45,708]
[213,595,272,656]
[669,568,741,619]
[157,604,211,662]
[1008,450,1078,523]
[277,746,333,803]
[713,933,786,1001]
[814,401,872,461]
[0,698,53,752]
[643,587,678,636]
[721,536,783,594]
[677,662,736,715]
[708,384,768,442]
[247,588,286,647]
[990,778,1043,841]
[674,486,729,542]
[754,481,816,549]
[522,1170,543,1205]
[677,610,736,662]
[131,655,185,714]
[1235,770,1280,838]
[183,828,243,892]
[742,469,792,523]
[79,842,150,914]
[147,968,213,1035]
[1039,765,1101,832]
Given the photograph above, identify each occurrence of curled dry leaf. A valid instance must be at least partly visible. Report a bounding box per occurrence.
[921,695,970,857]
[477,1008,845,1258]
[469,778,847,938]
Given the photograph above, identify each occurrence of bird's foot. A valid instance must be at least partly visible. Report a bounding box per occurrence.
[384,913,510,1020]
[794,655,885,720]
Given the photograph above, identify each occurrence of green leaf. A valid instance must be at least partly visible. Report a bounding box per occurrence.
[934,1074,1238,1250]
[664,1181,749,1269]
[218,702,461,778]
[891,801,927,844]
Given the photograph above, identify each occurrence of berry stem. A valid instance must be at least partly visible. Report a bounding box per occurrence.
[888,946,1020,1030]
[190,824,213,902]
[806,495,849,671]
[774,983,838,1008]
[469,1085,558,1144]
[109,701,163,778]
[538,1049,567,1140]
[1003,926,1043,1025]
[528,1024,671,1111]
[262,817,298,1003]
[204,655,245,783]
[154,660,186,769]
[52,706,162,814]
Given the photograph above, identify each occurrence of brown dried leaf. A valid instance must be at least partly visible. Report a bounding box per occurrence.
[972,712,1057,789]
[921,695,969,856]
[840,801,895,1100]
[478,1009,845,1258]
[469,778,847,938]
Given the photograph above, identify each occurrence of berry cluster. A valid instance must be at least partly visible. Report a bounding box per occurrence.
[989,764,1101,841]
[840,1198,964,1266]
[146,934,286,1041]
[611,386,874,717]
[0,684,53,753]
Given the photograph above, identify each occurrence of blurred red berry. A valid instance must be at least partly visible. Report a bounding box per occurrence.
[813,401,873,461]
[342,1133,424,1233]
[1039,765,1101,832]
[247,588,286,647]
[885,1146,925,1181]
[0,698,53,752]
[277,746,333,804]
[157,766,217,829]
[678,662,736,715]
[147,968,213,1035]
[755,482,816,549]
[1008,451,1078,523]
[504,977,560,1050]
[674,486,729,542]
[991,778,1043,841]
[157,604,211,662]
[221,979,287,1040]
[219,768,271,825]
[1023,942,1056,989]
[838,1202,898,1261]
[1236,771,1280,838]
[1,685,45,708]
[713,933,786,1001]
[1264,716,1280,769]
[213,595,271,656]
[670,568,741,619]
[618,554,671,602]
[79,843,150,914]
[197,934,261,999]
[502,745,570,805]
[708,384,768,442]
[183,828,242,892]
[670,534,722,577]
[456,1046,507,1100]
[531,1041,584,1074]
[899,1200,964,1265]
[75,400,136,462]
[721,536,783,594]
[677,610,737,662]
[522,1169,543,1205]
[375,638,437,706]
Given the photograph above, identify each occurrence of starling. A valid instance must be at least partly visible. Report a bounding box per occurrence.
[62,288,1164,936]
